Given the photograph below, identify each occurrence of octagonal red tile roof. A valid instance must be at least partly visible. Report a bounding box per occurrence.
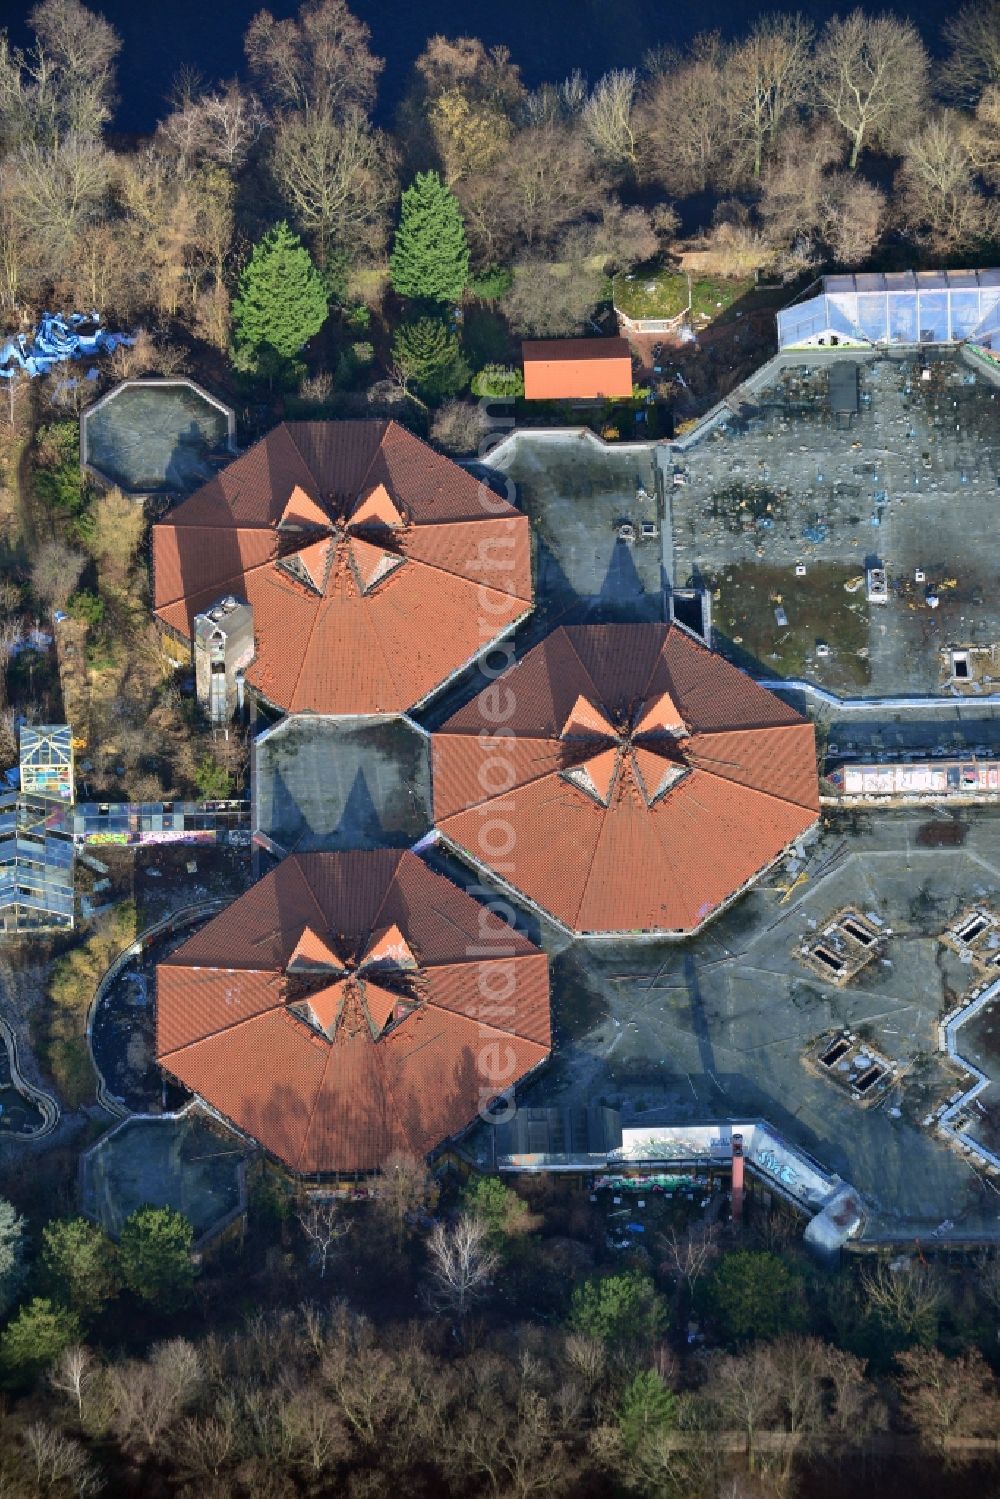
[152,420,533,716]
[156,851,551,1174]
[433,624,820,936]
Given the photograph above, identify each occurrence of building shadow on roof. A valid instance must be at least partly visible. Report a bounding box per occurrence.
[263,763,419,857]
[417,842,546,952]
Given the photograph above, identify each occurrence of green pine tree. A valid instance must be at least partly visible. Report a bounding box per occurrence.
[392,317,470,401]
[0,1298,80,1386]
[390,171,469,303]
[232,221,329,371]
[119,1205,196,1313]
[41,1217,120,1320]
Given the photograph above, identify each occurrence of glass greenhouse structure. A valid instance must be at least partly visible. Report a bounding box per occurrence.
[778,270,1000,352]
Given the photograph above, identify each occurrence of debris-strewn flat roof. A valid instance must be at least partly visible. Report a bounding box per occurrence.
[156,851,551,1174]
[434,624,819,935]
[152,421,532,716]
[522,338,633,400]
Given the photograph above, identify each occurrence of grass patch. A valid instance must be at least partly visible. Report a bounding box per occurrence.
[710,562,870,688]
[613,269,753,323]
[462,304,515,368]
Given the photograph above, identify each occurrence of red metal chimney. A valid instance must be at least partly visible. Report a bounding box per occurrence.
[731,1133,745,1224]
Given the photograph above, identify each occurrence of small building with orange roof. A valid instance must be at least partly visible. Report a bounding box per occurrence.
[522,337,634,401]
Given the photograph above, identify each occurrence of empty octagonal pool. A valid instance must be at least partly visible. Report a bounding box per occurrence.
[82,378,236,497]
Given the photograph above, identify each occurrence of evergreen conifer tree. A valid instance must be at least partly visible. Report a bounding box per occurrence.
[390,171,469,303]
[392,316,470,400]
[232,221,329,370]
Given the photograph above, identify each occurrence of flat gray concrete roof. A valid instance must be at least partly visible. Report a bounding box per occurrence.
[253,714,431,856]
[438,807,1000,1242]
[672,351,1000,695]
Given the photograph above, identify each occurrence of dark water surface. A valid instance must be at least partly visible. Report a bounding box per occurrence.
[5,0,957,137]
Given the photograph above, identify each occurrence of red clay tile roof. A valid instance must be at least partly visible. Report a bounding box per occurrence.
[156,851,550,1174]
[522,338,633,400]
[433,624,819,935]
[152,421,533,716]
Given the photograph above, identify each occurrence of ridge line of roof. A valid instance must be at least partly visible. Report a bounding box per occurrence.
[287,852,341,942]
[282,571,348,712]
[361,849,412,957]
[158,990,290,1056]
[366,1018,416,1160]
[280,422,324,497]
[558,626,605,710]
[400,524,532,602]
[351,418,394,512]
[421,1001,551,1051]
[689,757,819,815]
[294,1029,350,1173]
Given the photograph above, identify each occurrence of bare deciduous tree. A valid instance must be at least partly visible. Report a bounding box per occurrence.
[896,112,998,253]
[814,11,930,169]
[760,120,885,272]
[245,0,382,119]
[582,69,639,170]
[107,1338,204,1457]
[424,1214,499,1318]
[0,0,120,148]
[430,399,488,456]
[861,1259,944,1342]
[967,85,1000,187]
[895,1344,1000,1449]
[23,1420,102,1496]
[459,119,604,264]
[372,1150,438,1254]
[639,40,737,196]
[820,173,886,265]
[85,486,145,589]
[502,251,605,338]
[277,1382,351,1473]
[296,1196,348,1279]
[10,134,110,267]
[428,87,512,185]
[271,108,398,264]
[724,13,814,179]
[32,538,85,611]
[659,1223,721,1300]
[160,78,266,172]
[940,1,1000,103]
[50,1343,99,1421]
[701,1344,782,1476]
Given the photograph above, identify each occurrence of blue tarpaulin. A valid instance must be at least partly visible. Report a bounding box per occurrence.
[0,312,133,379]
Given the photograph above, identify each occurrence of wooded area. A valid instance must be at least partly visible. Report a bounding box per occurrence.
[0,1166,999,1497]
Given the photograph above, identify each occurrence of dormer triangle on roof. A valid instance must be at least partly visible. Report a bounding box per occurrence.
[304,979,347,1035]
[351,536,404,593]
[632,746,685,803]
[351,481,404,529]
[288,925,345,972]
[578,746,619,803]
[635,689,685,737]
[295,537,333,592]
[362,923,418,971]
[361,979,399,1034]
[561,694,614,740]
[281,484,330,530]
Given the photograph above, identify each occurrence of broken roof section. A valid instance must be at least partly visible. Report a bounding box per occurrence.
[778,269,1000,350]
[433,624,820,937]
[156,850,551,1175]
[152,420,533,717]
